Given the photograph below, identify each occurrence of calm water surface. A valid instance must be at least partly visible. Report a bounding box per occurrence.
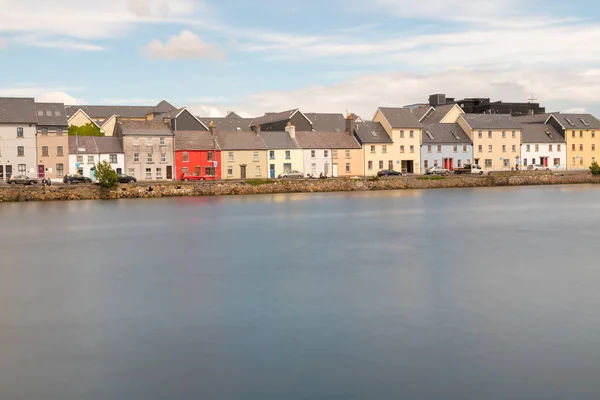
[1,186,600,399]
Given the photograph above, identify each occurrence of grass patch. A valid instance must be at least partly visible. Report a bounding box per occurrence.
[417,176,446,181]
[245,179,276,186]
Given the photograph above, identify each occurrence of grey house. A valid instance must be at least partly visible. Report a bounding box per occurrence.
[250,109,313,132]
[421,123,473,171]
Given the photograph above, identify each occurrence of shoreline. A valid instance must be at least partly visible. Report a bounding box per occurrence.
[0,171,598,202]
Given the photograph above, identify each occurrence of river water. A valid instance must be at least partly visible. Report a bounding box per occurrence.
[1,186,600,399]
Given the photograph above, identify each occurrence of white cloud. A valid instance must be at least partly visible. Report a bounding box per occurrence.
[37,92,81,105]
[144,30,225,60]
[15,35,104,51]
[0,86,82,105]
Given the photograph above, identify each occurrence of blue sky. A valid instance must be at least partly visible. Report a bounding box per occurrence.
[1,0,600,117]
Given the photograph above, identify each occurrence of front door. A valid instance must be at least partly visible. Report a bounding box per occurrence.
[389,160,394,170]
[324,164,329,176]
[38,165,45,179]
[0,166,4,181]
[6,165,13,180]
[166,166,173,180]
[270,164,275,178]
[240,165,247,179]
[90,167,97,181]
[543,157,549,167]
[333,164,338,177]
[195,166,202,175]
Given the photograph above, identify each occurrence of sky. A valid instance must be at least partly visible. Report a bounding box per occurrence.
[1,0,600,118]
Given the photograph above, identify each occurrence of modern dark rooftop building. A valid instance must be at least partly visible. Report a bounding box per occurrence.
[427,93,546,116]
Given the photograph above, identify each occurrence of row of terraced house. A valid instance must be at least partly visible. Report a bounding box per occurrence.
[1,95,599,182]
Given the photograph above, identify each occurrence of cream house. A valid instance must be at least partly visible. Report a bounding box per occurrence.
[261,124,303,178]
[217,131,268,179]
[353,121,394,176]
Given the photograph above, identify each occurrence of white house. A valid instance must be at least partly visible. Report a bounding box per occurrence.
[68,136,125,180]
[294,129,363,177]
[0,98,39,180]
[520,123,566,170]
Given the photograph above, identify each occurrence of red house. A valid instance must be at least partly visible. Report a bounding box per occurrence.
[174,127,221,180]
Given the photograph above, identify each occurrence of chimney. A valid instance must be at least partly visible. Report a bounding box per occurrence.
[346,113,354,135]
[209,121,217,136]
[285,121,296,139]
[255,124,261,135]
[163,115,171,125]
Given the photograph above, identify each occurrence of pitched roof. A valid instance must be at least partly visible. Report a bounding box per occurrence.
[118,119,174,136]
[216,131,267,150]
[149,100,177,115]
[422,123,472,144]
[295,131,361,149]
[421,104,458,124]
[513,113,554,124]
[353,121,393,144]
[462,114,522,130]
[250,109,304,127]
[377,107,422,128]
[198,117,254,132]
[68,136,123,154]
[35,102,68,126]
[175,131,220,151]
[303,113,346,132]
[547,113,600,130]
[410,106,433,122]
[225,111,242,119]
[521,123,565,144]
[65,105,155,120]
[260,131,299,150]
[0,97,38,124]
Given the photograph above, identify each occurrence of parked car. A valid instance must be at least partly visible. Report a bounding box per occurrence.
[425,166,449,175]
[528,164,550,171]
[454,164,485,175]
[278,170,304,179]
[181,172,215,181]
[63,174,92,184]
[377,169,403,177]
[118,174,137,183]
[7,175,38,185]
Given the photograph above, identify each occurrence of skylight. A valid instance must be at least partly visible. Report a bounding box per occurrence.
[334,128,340,132]
[46,111,52,116]
[452,131,461,140]
[545,130,553,139]
[425,130,435,140]
[370,130,378,137]
[580,118,589,127]
[236,127,241,131]
[37,110,43,116]
[565,117,575,126]
[54,111,61,117]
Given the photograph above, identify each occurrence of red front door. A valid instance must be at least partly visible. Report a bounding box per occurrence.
[544,157,548,167]
[38,165,45,179]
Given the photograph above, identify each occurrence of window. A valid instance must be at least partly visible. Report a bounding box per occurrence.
[400,130,405,138]
[424,160,429,169]
[512,145,517,152]
[146,137,152,146]
[434,160,438,167]
[410,130,414,138]
[535,145,539,152]
[346,163,351,173]
[580,131,584,138]
[332,150,338,158]
[453,145,458,153]
[554,158,560,167]
[227,167,233,176]
[146,168,152,179]
[502,131,506,138]
[427,145,432,153]
[382,146,387,154]
[207,151,213,161]
[485,159,492,167]
[37,110,43,116]
[255,165,261,176]
[572,144,576,151]
[18,164,26,174]
[593,131,596,138]
[488,131,492,139]
[17,146,24,156]
[42,146,49,156]
[457,160,462,168]
[571,131,576,138]
[311,163,317,173]
[502,145,506,153]
[285,151,291,160]
[182,167,188,174]
[593,144,597,152]
[77,155,83,163]
[269,151,275,160]
[526,145,530,152]
[182,152,189,162]
[512,131,516,138]
[549,145,553,152]
[57,128,63,135]
[56,164,64,176]
[368,161,373,171]
[478,145,483,153]
[324,150,329,158]
[463,145,467,152]
[134,153,140,163]
[581,157,584,166]
[133,137,140,146]
[370,145,376,154]
[147,153,153,163]
[558,145,561,152]
[524,159,528,166]
[488,145,493,153]
[572,157,576,166]
[253,152,259,161]
[379,161,384,169]
[478,131,483,139]
[17,127,23,137]
[580,144,584,151]
[88,156,94,164]
[160,137,165,145]
[156,168,162,179]
[503,159,510,168]
[410,146,415,153]
[311,150,316,158]
[228,152,234,161]
[532,158,536,165]
[345,150,351,159]
[400,145,405,153]
[57,146,64,156]
[437,145,442,153]
[108,154,117,164]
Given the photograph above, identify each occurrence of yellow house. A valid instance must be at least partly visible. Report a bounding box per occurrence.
[546,113,600,170]
[217,131,268,179]
[353,120,395,176]
[373,107,423,174]
[260,125,304,178]
[458,114,522,171]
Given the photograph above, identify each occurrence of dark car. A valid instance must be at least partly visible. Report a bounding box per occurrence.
[118,174,137,183]
[7,175,38,185]
[63,174,92,184]
[377,169,403,177]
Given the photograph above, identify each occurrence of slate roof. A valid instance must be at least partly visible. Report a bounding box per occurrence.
[149,100,177,115]
[0,97,38,124]
[512,113,554,124]
[377,107,422,128]
[353,121,393,144]
[175,131,220,151]
[410,106,433,122]
[303,113,346,132]
[421,104,458,124]
[35,102,68,126]
[250,109,298,126]
[422,123,472,145]
[198,117,254,132]
[68,136,123,154]
[548,113,600,130]
[225,111,242,119]
[118,119,174,136]
[216,131,267,151]
[462,114,522,130]
[65,105,155,119]
[260,131,299,150]
[295,131,362,149]
[521,123,565,144]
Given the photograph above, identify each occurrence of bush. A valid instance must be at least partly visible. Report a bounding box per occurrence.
[69,123,103,137]
[590,161,600,175]
[95,161,119,188]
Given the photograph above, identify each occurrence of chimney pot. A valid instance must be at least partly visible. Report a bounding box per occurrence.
[285,123,296,139]
[209,121,217,136]
[345,113,354,135]
[255,124,261,135]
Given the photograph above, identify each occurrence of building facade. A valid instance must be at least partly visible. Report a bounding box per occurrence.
[35,102,69,179]
[0,98,39,180]
[520,123,566,169]
[261,126,303,178]
[68,136,124,179]
[217,131,268,179]
[353,121,395,176]
[421,124,473,171]
[174,124,221,180]
[546,114,600,170]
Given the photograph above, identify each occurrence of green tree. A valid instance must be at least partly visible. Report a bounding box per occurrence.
[590,161,600,175]
[69,123,103,137]
[95,160,119,188]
